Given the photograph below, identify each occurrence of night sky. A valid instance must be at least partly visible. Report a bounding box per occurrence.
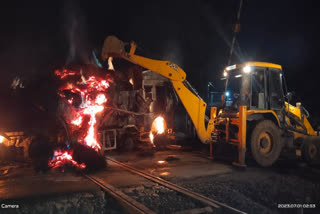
[1,0,320,122]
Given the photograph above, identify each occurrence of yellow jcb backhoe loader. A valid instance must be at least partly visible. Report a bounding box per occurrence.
[102,36,320,167]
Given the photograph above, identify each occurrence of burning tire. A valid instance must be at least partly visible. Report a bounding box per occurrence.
[302,137,320,163]
[250,120,282,167]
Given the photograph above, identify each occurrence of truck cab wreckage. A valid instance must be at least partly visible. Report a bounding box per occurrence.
[102,36,320,167]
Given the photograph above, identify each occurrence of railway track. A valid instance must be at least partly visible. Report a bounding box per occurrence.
[84,174,156,214]
[84,157,246,214]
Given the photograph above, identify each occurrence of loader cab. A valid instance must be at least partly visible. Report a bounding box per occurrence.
[223,62,284,112]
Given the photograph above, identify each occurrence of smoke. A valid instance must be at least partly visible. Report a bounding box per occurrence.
[63,0,90,64]
[161,40,183,68]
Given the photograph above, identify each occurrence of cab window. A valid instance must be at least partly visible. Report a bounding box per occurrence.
[268,69,283,110]
[251,68,266,109]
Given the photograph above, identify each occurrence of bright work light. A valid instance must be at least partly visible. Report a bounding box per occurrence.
[243,65,252,73]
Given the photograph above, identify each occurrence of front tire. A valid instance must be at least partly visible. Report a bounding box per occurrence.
[302,137,320,163]
[250,120,282,167]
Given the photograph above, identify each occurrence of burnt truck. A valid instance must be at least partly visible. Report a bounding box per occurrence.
[99,69,176,151]
[0,59,182,161]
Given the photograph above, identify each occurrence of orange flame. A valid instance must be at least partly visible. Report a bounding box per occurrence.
[95,94,107,105]
[56,69,111,152]
[0,136,4,144]
[154,116,165,134]
[68,98,73,104]
[71,115,83,127]
[49,149,86,169]
[149,116,166,145]
[54,69,78,79]
[149,132,154,145]
[82,104,105,151]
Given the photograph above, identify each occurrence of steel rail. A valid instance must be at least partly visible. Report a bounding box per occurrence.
[106,157,247,214]
[84,174,156,214]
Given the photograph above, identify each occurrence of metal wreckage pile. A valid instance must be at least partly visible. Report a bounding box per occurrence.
[0,48,176,172]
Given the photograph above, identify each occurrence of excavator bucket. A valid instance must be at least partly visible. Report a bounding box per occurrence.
[101,36,126,61]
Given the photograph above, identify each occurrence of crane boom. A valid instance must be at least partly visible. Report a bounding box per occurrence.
[102,36,214,143]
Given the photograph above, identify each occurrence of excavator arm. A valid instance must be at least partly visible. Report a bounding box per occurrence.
[102,36,213,143]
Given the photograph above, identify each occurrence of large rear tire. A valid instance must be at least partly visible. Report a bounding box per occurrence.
[250,120,282,167]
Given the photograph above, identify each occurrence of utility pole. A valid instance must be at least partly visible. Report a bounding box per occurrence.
[227,0,243,66]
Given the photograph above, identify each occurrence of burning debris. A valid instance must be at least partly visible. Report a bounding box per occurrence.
[4,38,176,172]
[48,149,86,170]
[49,65,113,170]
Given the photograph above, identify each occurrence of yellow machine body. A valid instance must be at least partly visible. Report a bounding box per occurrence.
[102,36,319,166]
